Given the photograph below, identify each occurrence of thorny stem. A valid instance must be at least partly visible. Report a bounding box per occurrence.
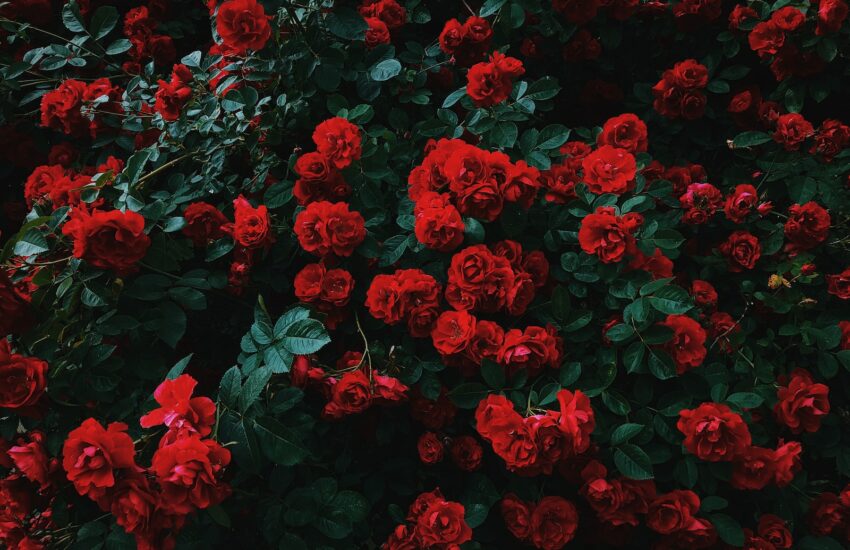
[353,312,373,377]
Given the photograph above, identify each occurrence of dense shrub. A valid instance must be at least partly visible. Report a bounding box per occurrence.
[2,0,850,548]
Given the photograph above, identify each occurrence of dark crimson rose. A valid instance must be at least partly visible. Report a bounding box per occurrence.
[431,310,477,355]
[529,496,579,550]
[680,183,722,224]
[293,151,349,205]
[62,418,136,499]
[364,17,390,49]
[382,524,417,550]
[413,492,472,547]
[581,145,637,195]
[449,435,482,471]
[61,207,151,275]
[647,490,700,534]
[215,0,271,54]
[749,21,785,56]
[497,325,562,376]
[773,113,814,151]
[773,440,802,487]
[410,388,456,430]
[724,184,759,223]
[0,338,48,410]
[502,161,541,209]
[312,117,362,169]
[139,375,216,437]
[597,113,648,153]
[151,436,231,513]
[807,492,845,536]
[552,0,600,25]
[729,5,759,29]
[677,402,751,461]
[670,59,709,89]
[294,201,366,257]
[359,0,407,30]
[0,273,32,338]
[522,251,550,288]
[320,268,354,307]
[731,446,776,490]
[439,19,465,53]
[660,314,707,373]
[578,206,635,263]
[466,52,525,107]
[774,369,830,433]
[322,370,372,419]
[816,0,849,35]
[465,320,505,364]
[417,432,444,464]
[813,119,850,160]
[719,230,761,271]
[154,65,192,121]
[840,321,850,350]
[227,195,272,249]
[691,280,718,309]
[7,432,52,490]
[40,80,88,136]
[108,475,159,546]
[784,202,830,253]
[827,267,850,299]
[500,494,533,541]
[757,514,792,549]
[48,142,78,167]
[771,6,805,30]
[709,311,740,352]
[24,165,67,208]
[413,192,465,252]
[182,202,228,246]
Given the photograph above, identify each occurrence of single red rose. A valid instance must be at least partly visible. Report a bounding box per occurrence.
[322,370,372,419]
[417,432,444,464]
[449,435,482,471]
[294,201,366,257]
[182,202,228,246]
[749,21,785,56]
[216,0,271,54]
[501,493,533,541]
[827,267,850,299]
[431,310,477,356]
[719,230,761,271]
[677,402,751,461]
[581,146,637,195]
[784,202,830,253]
[139,374,216,437]
[312,117,362,170]
[413,494,472,547]
[497,325,562,377]
[731,446,776,490]
[62,207,151,275]
[647,490,700,534]
[816,0,849,35]
[597,113,648,154]
[771,6,805,30]
[0,340,48,410]
[578,206,635,263]
[774,369,830,433]
[40,80,89,136]
[773,440,802,487]
[413,192,465,252]
[62,418,136,499]
[8,432,52,490]
[529,496,579,550]
[807,492,845,536]
[773,113,814,151]
[757,514,792,549]
[660,314,707,373]
[364,17,391,49]
[151,435,230,514]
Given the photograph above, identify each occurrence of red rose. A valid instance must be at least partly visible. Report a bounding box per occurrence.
[320,268,354,307]
[154,68,192,122]
[151,435,231,513]
[731,446,776,490]
[62,418,136,499]
[647,490,700,534]
[445,245,516,312]
[827,267,850,299]
[540,161,580,204]
[413,192,465,252]
[749,21,785,56]
[816,0,849,35]
[671,59,709,89]
[708,311,740,352]
[24,165,67,207]
[108,475,159,545]
[417,432,444,464]
[557,389,596,456]
[431,310,477,356]
[40,80,88,136]
[501,494,533,541]
[366,269,440,334]
[312,117,362,170]
[597,113,648,153]
[182,202,228,246]
[502,161,542,209]
[771,6,805,30]
[410,388,456,430]
[293,151,349,205]
[784,202,830,253]
[581,145,637,195]
[807,493,845,536]
[680,183,722,224]
[364,17,390,49]
[757,514,792,548]
[8,432,52,490]
[660,314,707,373]
[294,201,366,257]
[840,321,850,350]
[322,370,372,419]
[409,491,472,547]
[719,230,761,271]
[227,195,272,249]
[677,402,751,461]
[359,0,407,30]
[439,19,465,53]
[449,435,482,472]
[812,119,850,161]
[0,273,31,338]
[774,369,830,433]
[773,440,802,487]
[0,340,47,411]
[372,374,409,405]
[48,143,77,167]
[61,207,151,275]
[578,206,635,263]
[466,52,525,107]
[497,325,562,377]
[530,496,579,550]
[773,113,814,151]
[139,374,216,437]
[691,280,718,309]
[724,184,759,223]
[215,0,271,54]
[294,263,324,303]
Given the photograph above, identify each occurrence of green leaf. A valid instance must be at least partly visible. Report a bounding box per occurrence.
[647,286,692,315]
[332,491,370,523]
[124,149,152,185]
[709,513,744,546]
[253,416,310,466]
[167,354,193,379]
[648,351,676,380]
[325,8,368,40]
[610,423,644,445]
[614,444,654,480]
[524,77,561,100]
[13,229,49,257]
[798,536,846,550]
[479,0,508,16]
[105,39,132,55]
[449,383,490,409]
[535,124,570,150]
[218,411,262,473]
[731,131,772,148]
[240,367,272,411]
[442,87,467,108]
[281,318,331,355]
[606,323,635,343]
[157,301,186,348]
[62,2,86,32]
[219,366,242,408]
[90,6,119,40]
[481,359,505,389]
[725,392,763,409]
[623,341,645,373]
[370,59,402,82]
[559,362,581,387]
[380,234,409,266]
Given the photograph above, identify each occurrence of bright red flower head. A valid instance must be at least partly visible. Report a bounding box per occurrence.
[677,402,752,461]
[62,418,136,499]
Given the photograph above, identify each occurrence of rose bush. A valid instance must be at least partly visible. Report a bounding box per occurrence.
[2,0,850,548]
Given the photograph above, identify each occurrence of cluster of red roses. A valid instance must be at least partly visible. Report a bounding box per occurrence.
[438,15,493,66]
[61,207,151,276]
[39,78,122,138]
[292,117,362,205]
[62,375,229,550]
[416,432,483,472]
[500,493,580,550]
[122,3,176,73]
[23,155,123,210]
[382,488,472,550]
[359,0,406,49]
[294,263,354,328]
[291,353,408,420]
[677,403,804,492]
[466,51,526,108]
[408,138,543,222]
[366,268,441,337]
[744,2,848,81]
[474,390,595,475]
[808,485,850,540]
[154,64,194,122]
[652,59,710,120]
